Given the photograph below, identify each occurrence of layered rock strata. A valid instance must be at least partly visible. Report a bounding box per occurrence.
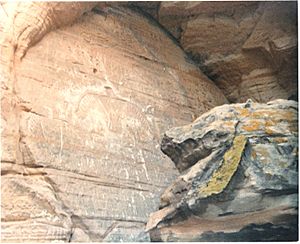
[156,2,298,102]
[0,3,227,242]
[147,99,298,241]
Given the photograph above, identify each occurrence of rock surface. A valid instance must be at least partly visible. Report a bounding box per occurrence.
[157,2,298,103]
[0,3,227,242]
[147,99,298,241]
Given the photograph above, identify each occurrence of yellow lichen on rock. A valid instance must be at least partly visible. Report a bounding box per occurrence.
[199,135,247,198]
[252,110,296,122]
[237,108,251,118]
[271,137,288,144]
[241,120,263,132]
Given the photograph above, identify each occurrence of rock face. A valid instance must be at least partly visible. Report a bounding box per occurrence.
[0,3,227,242]
[147,99,298,241]
[0,2,100,61]
[157,2,298,103]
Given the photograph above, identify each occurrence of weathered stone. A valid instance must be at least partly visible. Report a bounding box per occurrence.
[0,3,227,242]
[147,99,298,241]
[157,2,298,103]
[128,2,161,20]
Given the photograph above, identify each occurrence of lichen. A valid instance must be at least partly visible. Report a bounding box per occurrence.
[251,150,257,159]
[241,120,262,132]
[272,137,288,144]
[252,110,296,123]
[254,147,271,164]
[237,108,251,118]
[222,121,236,127]
[198,135,247,198]
[265,127,276,135]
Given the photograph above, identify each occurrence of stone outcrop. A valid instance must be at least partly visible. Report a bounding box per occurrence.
[147,99,298,241]
[0,2,227,242]
[1,1,298,242]
[0,2,101,62]
[156,2,298,103]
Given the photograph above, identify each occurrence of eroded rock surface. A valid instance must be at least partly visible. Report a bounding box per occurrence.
[157,2,298,102]
[147,99,298,241]
[0,3,227,242]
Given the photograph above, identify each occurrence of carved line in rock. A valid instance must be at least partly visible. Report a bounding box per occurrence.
[1,2,231,242]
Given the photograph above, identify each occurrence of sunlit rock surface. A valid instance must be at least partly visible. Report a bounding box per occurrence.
[157,2,298,103]
[147,99,298,241]
[0,3,227,242]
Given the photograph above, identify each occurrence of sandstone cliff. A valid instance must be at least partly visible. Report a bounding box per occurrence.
[0,1,298,243]
[1,2,227,242]
[154,2,298,102]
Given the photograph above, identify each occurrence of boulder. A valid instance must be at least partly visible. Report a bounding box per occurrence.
[147,99,298,241]
[0,3,227,242]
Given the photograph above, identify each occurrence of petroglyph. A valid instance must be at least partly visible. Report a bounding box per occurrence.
[75,86,155,144]
[1,4,227,242]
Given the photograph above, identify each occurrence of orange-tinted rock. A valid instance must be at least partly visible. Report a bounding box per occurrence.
[0,3,227,242]
[148,99,298,241]
[158,2,298,102]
